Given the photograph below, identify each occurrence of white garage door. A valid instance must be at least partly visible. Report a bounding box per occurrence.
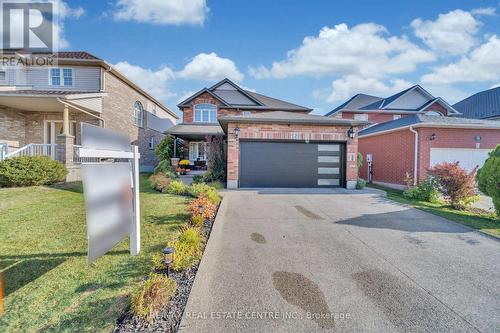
[430,148,492,172]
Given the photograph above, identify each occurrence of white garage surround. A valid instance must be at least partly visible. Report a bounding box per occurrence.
[430,148,492,172]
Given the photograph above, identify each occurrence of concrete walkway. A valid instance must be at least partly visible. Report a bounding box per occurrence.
[179,189,500,332]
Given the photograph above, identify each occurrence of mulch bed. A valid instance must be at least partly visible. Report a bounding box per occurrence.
[113,217,215,332]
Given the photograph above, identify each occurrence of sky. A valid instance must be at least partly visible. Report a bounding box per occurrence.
[56,0,500,117]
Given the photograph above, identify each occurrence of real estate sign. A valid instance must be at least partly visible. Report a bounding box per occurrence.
[79,123,140,264]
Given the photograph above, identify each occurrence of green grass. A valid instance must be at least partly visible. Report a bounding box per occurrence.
[369,184,500,238]
[0,174,190,332]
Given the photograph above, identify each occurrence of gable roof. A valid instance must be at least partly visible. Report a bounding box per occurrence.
[453,87,500,119]
[359,114,500,137]
[178,78,312,112]
[330,84,459,115]
[326,93,383,116]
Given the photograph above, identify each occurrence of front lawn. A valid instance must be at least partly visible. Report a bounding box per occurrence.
[369,184,500,238]
[0,174,190,332]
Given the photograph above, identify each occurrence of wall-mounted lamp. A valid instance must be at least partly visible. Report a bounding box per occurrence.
[429,133,436,141]
[234,127,240,139]
[474,135,482,142]
[347,126,355,139]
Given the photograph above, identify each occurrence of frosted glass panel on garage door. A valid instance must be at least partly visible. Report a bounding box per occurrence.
[430,148,492,172]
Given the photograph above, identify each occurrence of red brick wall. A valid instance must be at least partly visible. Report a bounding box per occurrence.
[423,102,449,116]
[359,127,500,186]
[180,92,308,123]
[226,122,361,188]
[417,128,500,180]
[358,130,415,185]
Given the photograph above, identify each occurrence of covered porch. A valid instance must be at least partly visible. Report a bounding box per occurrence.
[0,91,105,179]
[165,123,225,168]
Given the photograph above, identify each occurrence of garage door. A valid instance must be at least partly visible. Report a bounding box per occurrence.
[239,141,345,188]
[430,148,492,172]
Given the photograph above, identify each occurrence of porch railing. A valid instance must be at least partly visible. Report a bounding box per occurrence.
[1,144,56,161]
[73,145,101,164]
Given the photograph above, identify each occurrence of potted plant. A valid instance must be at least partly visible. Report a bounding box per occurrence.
[178,160,190,175]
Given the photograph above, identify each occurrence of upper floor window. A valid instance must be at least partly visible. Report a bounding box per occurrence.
[393,114,401,120]
[425,110,443,116]
[134,101,144,127]
[50,68,73,86]
[194,103,217,123]
[354,113,368,121]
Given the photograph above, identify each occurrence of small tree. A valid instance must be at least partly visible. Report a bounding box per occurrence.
[430,162,477,210]
[205,135,226,182]
[476,145,500,217]
[155,135,183,161]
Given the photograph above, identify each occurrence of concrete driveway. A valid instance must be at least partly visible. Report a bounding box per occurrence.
[179,189,500,333]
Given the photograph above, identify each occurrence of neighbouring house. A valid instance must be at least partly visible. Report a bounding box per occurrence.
[453,86,500,120]
[0,52,178,180]
[167,78,367,189]
[358,114,500,189]
[326,85,460,124]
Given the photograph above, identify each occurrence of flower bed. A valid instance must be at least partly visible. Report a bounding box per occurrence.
[113,190,219,332]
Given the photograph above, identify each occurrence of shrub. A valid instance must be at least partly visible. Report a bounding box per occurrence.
[167,239,201,272]
[155,135,183,161]
[151,253,167,271]
[192,174,204,184]
[154,160,177,178]
[190,214,204,227]
[356,152,363,169]
[477,145,500,217]
[204,189,221,205]
[166,180,187,195]
[356,178,366,190]
[207,181,224,190]
[403,177,439,203]
[148,173,172,192]
[430,162,477,209]
[178,227,202,251]
[130,273,176,320]
[0,156,67,187]
[188,194,217,220]
[205,136,226,182]
[188,183,221,204]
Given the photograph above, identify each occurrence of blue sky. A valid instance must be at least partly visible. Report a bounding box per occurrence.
[59,0,500,117]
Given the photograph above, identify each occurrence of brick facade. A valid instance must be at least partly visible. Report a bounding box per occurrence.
[359,127,500,187]
[103,71,177,171]
[225,122,360,189]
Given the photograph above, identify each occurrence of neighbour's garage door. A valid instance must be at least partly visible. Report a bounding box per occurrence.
[430,148,492,172]
[239,141,345,188]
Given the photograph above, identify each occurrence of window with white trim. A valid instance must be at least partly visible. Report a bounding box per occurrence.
[194,103,217,123]
[354,113,368,121]
[0,69,6,84]
[149,137,154,149]
[50,68,73,86]
[134,101,144,127]
[393,114,401,120]
[189,142,207,161]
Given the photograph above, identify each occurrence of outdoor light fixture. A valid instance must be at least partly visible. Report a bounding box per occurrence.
[430,133,436,141]
[347,126,355,139]
[162,246,174,277]
[234,127,240,139]
[474,135,482,142]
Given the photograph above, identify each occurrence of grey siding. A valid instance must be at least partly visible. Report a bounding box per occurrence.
[26,66,101,92]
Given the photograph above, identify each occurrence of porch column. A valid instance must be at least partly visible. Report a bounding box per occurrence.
[56,105,75,166]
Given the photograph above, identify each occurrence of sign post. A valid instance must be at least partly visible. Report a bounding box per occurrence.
[79,123,141,264]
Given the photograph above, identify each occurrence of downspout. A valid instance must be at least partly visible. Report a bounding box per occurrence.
[57,98,106,127]
[409,126,418,186]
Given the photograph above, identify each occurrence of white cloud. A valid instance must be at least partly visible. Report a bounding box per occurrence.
[177,90,196,103]
[322,75,412,102]
[421,35,500,84]
[114,61,176,100]
[471,7,497,16]
[249,23,434,79]
[114,0,208,25]
[177,52,244,81]
[411,9,480,56]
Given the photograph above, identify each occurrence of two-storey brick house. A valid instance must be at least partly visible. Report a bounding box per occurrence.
[167,79,367,189]
[0,52,178,179]
[326,85,460,124]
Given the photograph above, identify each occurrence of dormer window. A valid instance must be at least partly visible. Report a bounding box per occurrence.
[194,103,217,123]
[50,68,73,86]
[425,111,443,116]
